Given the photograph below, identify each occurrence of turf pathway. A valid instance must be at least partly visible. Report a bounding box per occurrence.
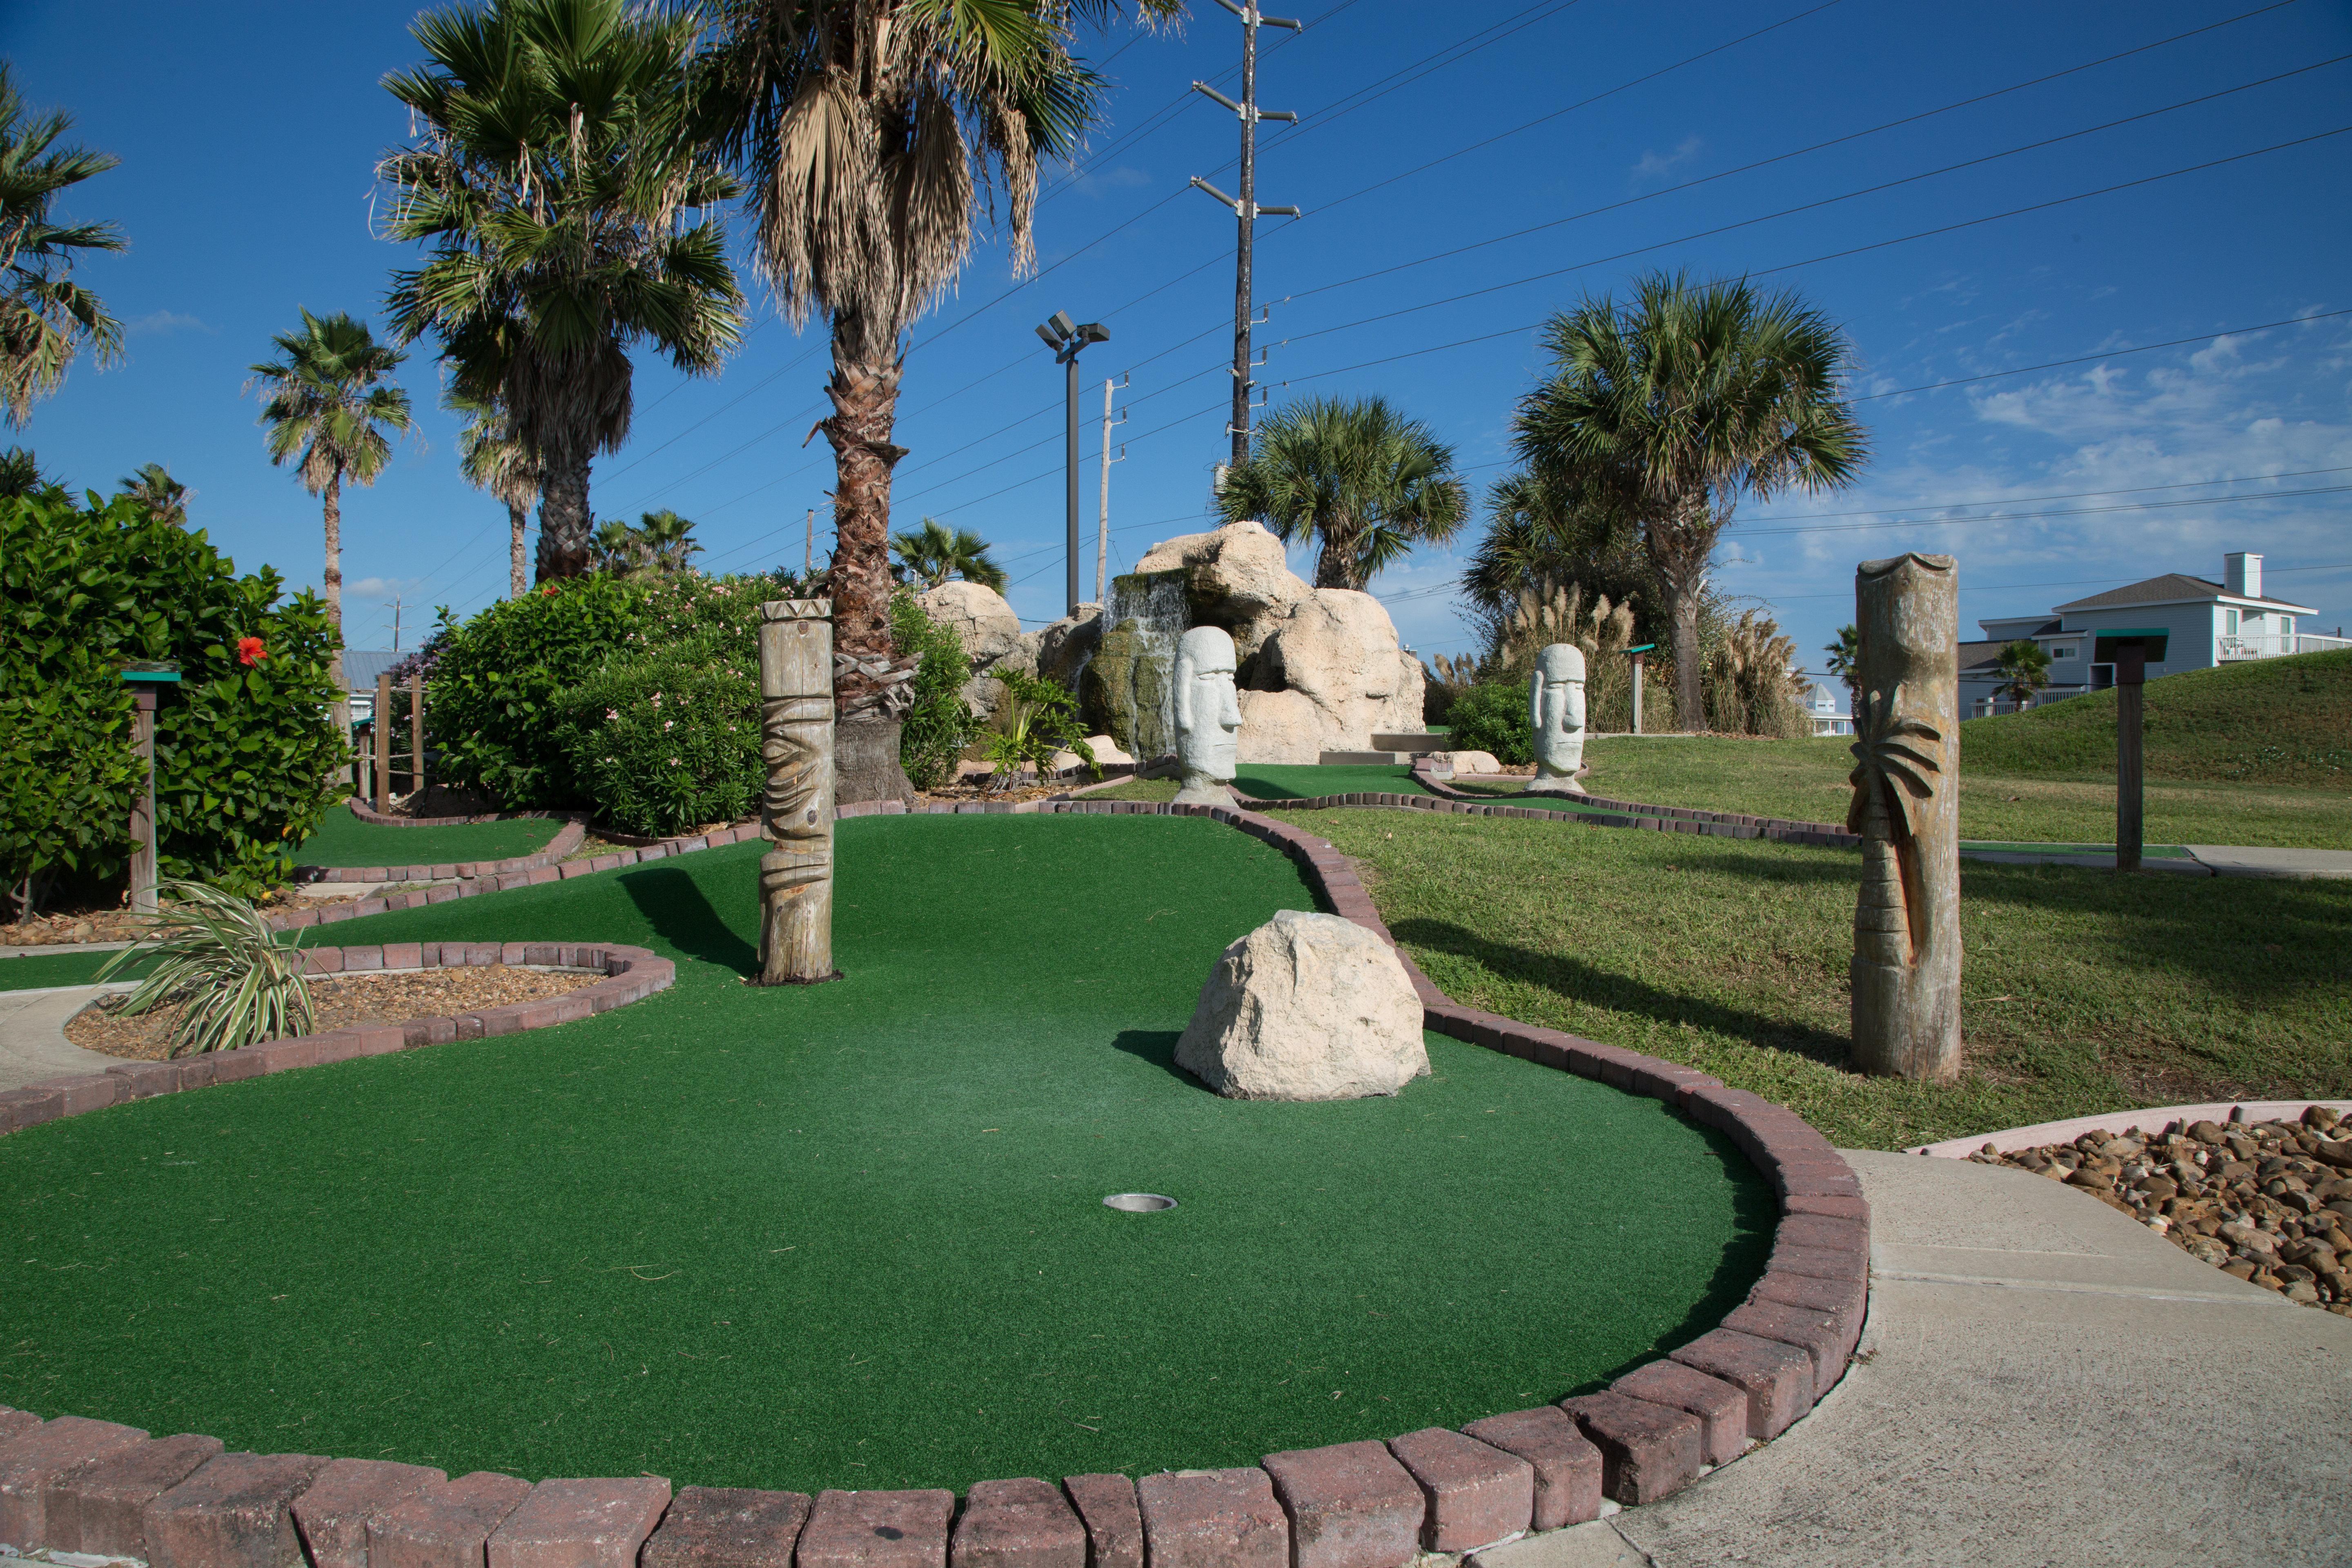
[292,807,565,869]
[0,814,1770,1493]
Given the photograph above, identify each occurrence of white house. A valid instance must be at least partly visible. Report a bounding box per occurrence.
[1960,552,2343,716]
[1804,679,1852,737]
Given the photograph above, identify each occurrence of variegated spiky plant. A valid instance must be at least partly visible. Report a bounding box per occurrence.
[1846,682,1944,967]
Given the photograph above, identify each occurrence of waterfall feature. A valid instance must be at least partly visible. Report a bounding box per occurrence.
[1084,569,1187,761]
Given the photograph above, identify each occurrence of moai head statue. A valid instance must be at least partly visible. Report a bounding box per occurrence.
[1524,643,1588,793]
[1173,626,1242,786]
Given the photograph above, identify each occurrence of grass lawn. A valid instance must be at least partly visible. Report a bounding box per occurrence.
[0,816,1767,1493]
[1287,807,2352,1152]
[292,807,565,869]
[1090,763,1432,803]
[1546,736,2352,851]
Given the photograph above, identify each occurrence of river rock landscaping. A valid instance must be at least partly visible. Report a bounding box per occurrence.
[1964,1107,2352,1312]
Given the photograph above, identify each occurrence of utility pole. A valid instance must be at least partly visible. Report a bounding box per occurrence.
[1097,374,1128,606]
[1036,311,1111,616]
[805,508,815,575]
[1190,0,1301,465]
[388,596,405,653]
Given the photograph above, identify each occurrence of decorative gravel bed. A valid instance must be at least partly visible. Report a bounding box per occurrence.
[66,966,606,1060]
[1965,1107,2352,1312]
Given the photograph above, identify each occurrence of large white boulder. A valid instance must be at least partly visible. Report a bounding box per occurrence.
[1174,910,1429,1101]
[1136,519,1306,656]
[917,579,1033,715]
[1236,590,1425,762]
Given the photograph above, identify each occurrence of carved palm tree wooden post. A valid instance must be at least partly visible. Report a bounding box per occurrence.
[1847,554,1961,1079]
[758,600,840,985]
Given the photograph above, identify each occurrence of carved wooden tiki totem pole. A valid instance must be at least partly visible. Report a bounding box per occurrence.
[758,599,840,984]
[1847,554,1961,1079]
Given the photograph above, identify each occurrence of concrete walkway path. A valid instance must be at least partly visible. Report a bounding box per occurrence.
[0,984,125,1091]
[1960,843,2352,877]
[1479,1149,2352,1568]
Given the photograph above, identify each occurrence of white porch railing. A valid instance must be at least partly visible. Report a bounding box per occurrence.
[2218,632,2352,660]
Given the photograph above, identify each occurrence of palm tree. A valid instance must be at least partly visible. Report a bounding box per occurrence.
[1460,466,1650,653]
[1514,271,1869,730]
[0,445,48,497]
[381,0,745,582]
[118,462,188,526]
[246,309,414,730]
[0,64,125,425]
[1824,624,1860,711]
[636,508,701,573]
[892,517,1005,592]
[696,0,1180,803]
[450,388,539,598]
[1994,639,2051,713]
[1216,395,1469,590]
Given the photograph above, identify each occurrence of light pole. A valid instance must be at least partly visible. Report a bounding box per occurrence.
[1036,313,1110,616]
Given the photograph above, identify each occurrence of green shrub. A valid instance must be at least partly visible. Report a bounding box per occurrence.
[2,487,345,915]
[1446,682,1534,765]
[891,590,976,791]
[980,667,1094,788]
[551,639,762,838]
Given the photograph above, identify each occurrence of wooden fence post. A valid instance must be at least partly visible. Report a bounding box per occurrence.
[375,672,393,814]
[2116,644,2146,873]
[129,688,159,913]
[410,673,425,797]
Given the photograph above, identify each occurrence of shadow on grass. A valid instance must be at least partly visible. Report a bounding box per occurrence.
[620,866,759,976]
[1112,1028,1222,1093]
[1394,915,1855,1071]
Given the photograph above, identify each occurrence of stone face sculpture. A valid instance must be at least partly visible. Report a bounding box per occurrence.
[1172,625,1242,806]
[1521,643,1588,795]
[1175,910,1428,1100]
[1846,554,1960,1079]
[757,599,840,985]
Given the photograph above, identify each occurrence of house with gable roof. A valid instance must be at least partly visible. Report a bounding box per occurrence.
[1958,552,2344,715]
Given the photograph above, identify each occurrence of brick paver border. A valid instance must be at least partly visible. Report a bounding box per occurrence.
[296,807,591,886]
[0,799,1868,1568]
[1407,761,1861,848]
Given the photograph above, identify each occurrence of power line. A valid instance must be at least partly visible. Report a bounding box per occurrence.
[1752,467,2352,522]
[1852,309,2352,403]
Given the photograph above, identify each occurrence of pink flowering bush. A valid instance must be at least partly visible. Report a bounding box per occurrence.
[549,646,760,837]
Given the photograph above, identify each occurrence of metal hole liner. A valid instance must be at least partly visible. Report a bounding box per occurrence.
[758,599,840,985]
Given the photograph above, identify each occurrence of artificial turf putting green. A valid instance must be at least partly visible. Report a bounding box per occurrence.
[1094,762,1434,802]
[0,814,1769,1493]
[292,806,564,868]
[0,950,135,990]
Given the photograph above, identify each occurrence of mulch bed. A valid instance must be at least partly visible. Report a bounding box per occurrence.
[67,967,607,1060]
[1966,1107,2352,1314]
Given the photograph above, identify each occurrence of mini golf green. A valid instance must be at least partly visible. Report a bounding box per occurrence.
[0,815,1771,1492]
[292,807,565,868]
[1230,763,1432,799]
[0,949,131,989]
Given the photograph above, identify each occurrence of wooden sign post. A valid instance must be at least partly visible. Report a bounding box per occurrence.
[409,673,426,798]
[2115,644,2147,874]
[374,672,393,813]
[119,663,181,914]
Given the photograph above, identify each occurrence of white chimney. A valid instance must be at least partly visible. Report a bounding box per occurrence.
[2224,552,2261,599]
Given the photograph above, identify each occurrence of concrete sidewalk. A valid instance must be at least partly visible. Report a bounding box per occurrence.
[1486,1150,2352,1568]
[1960,843,2352,877]
[0,984,125,1091]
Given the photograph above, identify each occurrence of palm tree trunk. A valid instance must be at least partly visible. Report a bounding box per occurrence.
[323,473,352,742]
[1646,499,1721,732]
[508,500,529,598]
[536,454,592,581]
[1312,517,1363,590]
[824,321,915,805]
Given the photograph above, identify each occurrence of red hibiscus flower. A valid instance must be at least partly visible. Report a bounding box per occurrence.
[237,636,266,666]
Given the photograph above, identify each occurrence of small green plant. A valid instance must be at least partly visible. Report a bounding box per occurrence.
[552,642,761,838]
[96,880,313,1055]
[980,668,1095,791]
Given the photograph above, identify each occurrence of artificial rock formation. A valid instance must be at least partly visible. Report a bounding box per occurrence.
[915,579,1033,717]
[1175,910,1429,1100]
[1130,521,1425,763]
[1523,643,1589,795]
[1846,553,1961,1078]
[1172,626,1241,806]
[757,600,840,985]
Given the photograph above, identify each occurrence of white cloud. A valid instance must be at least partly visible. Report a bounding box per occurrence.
[1070,165,1152,198]
[1630,135,1702,183]
[125,310,215,337]
[346,577,419,599]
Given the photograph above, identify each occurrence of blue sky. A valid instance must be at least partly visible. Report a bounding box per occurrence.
[6,0,2349,677]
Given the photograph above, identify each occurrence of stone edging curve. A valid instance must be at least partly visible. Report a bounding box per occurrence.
[297,806,590,886]
[346,800,577,829]
[0,803,1867,1568]
[1411,762,1860,846]
[0,944,674,1135]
